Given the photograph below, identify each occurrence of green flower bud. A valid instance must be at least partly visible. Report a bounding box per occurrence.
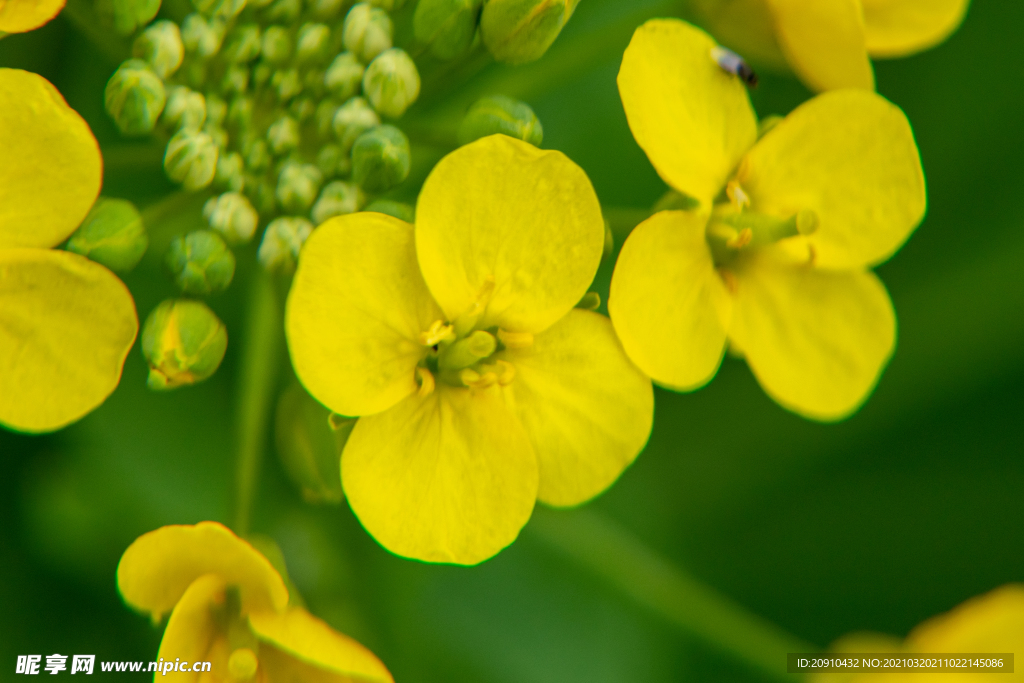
[258,217,313,273]
[324,52,364,101]
[192,0,245,19]
[94,0,160,36]
[133,20,184,79]
[314,99,339,138]
[142,299,228,390]
[271,68,303,101]
[351,124,410,192]
[289,96,315,122]
[458,94,542,146]
[332,96,379,150]
[248,178,278,215]
[227,95,254,130]
[263,0,301,23]
[105,60,166,136]
[311,180,364,224]
[164,129,219,190]
[204,192,259,245]
[370,0,406,9]
[222,23,262,62]
[243,138,271,171]
[252,62,272,88]
[276,162,324,213]
[274,381,348,504]
[267,115,301,154]
[303,68,327,96]
[296,23,333,64]
[181,13,226,58]
[413,0,482,61]
[343,3,393,63]
[162,85,206,132]
[363,48,419,119]
[204,124,228,149]
[311,0,344,20]
[65,198,148,273]
[165,229,236,295]
[221,63,250,93]
[315,143,343,177]
[261,25,292,64]
[364,198,413,222]
[215,151,246,191]
[205,94,227,127]
[480,0,579,65]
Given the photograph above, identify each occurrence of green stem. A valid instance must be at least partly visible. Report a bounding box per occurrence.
[232,269,283,535]
[528,507,815,682]
[603,206,652,241]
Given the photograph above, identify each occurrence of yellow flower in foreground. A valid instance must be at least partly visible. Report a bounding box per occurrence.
[287,135,653,565]
[694,0,971,91]
[813,584,1024,683]
[609,20,925,422]
[0,0,65,33]
[118,522,394,682]
[1,68,137,433]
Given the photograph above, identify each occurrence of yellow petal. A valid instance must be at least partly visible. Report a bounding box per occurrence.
[907,584,1024,654]
[250,607,393,682]
[766,0,875,91]
[342,387,538,565]
[286,212,443,417]
[0,69,101,248]
[154,573,225,682]
[0,0,64,33]
[618,19,758,206]
[0,249,137,433]
[728,254,896,422]
[740,89,926,270]
[117,522,289,622]
[415,135,603,334]
[608,211,732,391]
[499,309,653,507]
[862,0,971,58]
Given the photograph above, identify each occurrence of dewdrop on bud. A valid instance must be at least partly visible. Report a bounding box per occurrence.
[364,198,414,222]
[133,21,184,79]
[258,217,313,273]
[343,3,393,63]
[414,0,482,61]
[324,53,364,101]
[267,115,301,154]
[351,125,410,192]
[181,13,226,58]
[311,181,364,224]
[458,95,542,146]
[142,299,228,390]
[296,23,333,64]
[332,97,379,150]
[204,192,258,245]
[164,129,219,190]
[94,0,159,36]
[480,0,580,64]
[162,86,206,132]
[105,60,166,136]
[66,198,148,273]
[363,48,420,119]
[165,230,236,295]
[276,162,324,214]
[222,23,262,62]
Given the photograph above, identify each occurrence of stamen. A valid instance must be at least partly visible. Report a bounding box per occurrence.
[726,180,750,209]
[453,277,496,337]
[719,269,738,294]
[415,367,435,397]
[419,320,455,346]
[480,360,516,386]
[726,228,752,249]
[459,368,497,389]
[497,329,533,349]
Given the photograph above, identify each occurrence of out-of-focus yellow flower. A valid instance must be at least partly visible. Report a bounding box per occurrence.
[609,20,925,421]
[0,0,64,33]
[693,0,971,91]
[813,584,1024,683]
[118,521,394,682]
[287,135,653,565]
[0,68,137,434]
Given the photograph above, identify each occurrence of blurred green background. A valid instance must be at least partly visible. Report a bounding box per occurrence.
[2,0,1023,680]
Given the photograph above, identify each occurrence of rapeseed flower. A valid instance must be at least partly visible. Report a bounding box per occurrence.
[287,135,653,565]
[694,0,971,91]
[1,68,138,433]
[609,20,925,421]
[0,0,64,33]
[118,521,394,682]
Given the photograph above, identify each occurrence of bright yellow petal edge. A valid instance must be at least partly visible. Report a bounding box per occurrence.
[862,0,971,59]
[0,0,66,33]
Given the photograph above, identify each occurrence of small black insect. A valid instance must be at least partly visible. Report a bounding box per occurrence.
[711,46,758,87]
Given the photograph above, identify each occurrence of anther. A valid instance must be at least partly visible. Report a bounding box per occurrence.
[460,368,497,389]
[415,367,435,397]
[480,360,515,386]
[726,228,752,249]
[419,320,455,346]
[497,329,533,349]
[453,277,496,338]
[726,179,750,209]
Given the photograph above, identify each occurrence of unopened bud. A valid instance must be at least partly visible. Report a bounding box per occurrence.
[311,0,344,20]
[215,151,245,191]
[263,0,301,23]
[296,23,332,64]
[205,93,227,127]
[164,129,219,190]
[248,178,278,215]
[105,59,166,136]
[258,217,313,273]
[315,99,339,138]
[165,229,236,295]
[332,96,380,150]
[204,192,259,245]
[221,64,250,93]
[315,143,343,177]
[267,115,301,154]
[414,0,483,61]
[181,13,226,58]
[364,198,414,222]
[363,48,420,119]
[277,162,324,213]
[458,94,542,146]
[271,68,303,101]
[343,3,393,63]
[222,23,262,62]
[480,0,579,64]
[243,138,271,171]
[192,0,245,19]
[311,180,364,224]
[324,52,364,101]
[133,20,184,79]
[261,25,292,64]
[274,382,348,504]
[227,95,253,130]
[369,0,406,9]
[94,0,160,36]
[162,85,206,131]
[142,299,228,390]
[289,96,315,122]
[351,125,410,192]
[65,198,148,273]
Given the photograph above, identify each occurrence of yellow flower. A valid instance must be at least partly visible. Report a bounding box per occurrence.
[0,0,65,33]
[287,135,653,565]
[118,521,394,682]
[609,20,925,422]
[1,68,138,433]
[693,0,971,91]
[813,584,1024,683]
